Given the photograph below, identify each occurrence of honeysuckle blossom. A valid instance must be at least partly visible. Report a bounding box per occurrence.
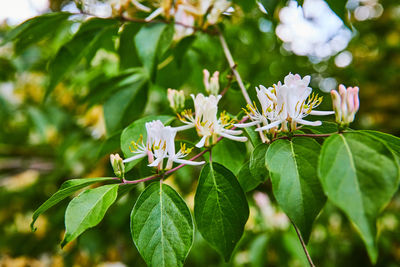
[203,69,220,96]
[235,73,334,132]
[175,93,247,147]
[167,88,185,111]
[331,84,360,126]
[122,120,204,170]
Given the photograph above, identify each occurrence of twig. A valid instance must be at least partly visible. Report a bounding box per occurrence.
[217,28,252,105]
[220,73,233,97]
[217,28,266,143]
[292,222,316,267]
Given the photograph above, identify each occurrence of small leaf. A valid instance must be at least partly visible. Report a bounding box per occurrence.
[31,177,116,231]
[135,23,174,80]
[318,132,400,263]
[130,182,194,267]
[120,115,175,171]
[61,184,119,247]
[266,138,325,243]
[238,143,269,192]
[46,18,119,98]
[249,143,269,178]
[194,162,249,261]
[244,126,262,147]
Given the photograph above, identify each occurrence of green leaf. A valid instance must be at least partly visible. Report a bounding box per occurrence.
[120,115,175,171]
[324,0,351,28]
[46,18,119,98]
[1,12,72,51]
[244,126,262,147]
[31,177,116,231]
[302,121,338,134]
[249,143,269,178]
[173,36,196,67]
[238,143,269,192]
[194,162,249,261]
[118,22,142,70]
[238,161,260,192]
[266,138,325,243]
[318,132,400,263]
[61,184,119,247]
[211,138,246,174]
[360,130,400,157]
[130,182,194,267]
[103,71,148,135]
[135,23,174,80]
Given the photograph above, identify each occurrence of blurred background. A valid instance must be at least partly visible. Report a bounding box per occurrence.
[0,0,400,266]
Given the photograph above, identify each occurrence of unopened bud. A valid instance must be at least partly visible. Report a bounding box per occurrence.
[203,69,220,96]
[110,153,125,178]
[331,84,360,127]
[167,89,185,112]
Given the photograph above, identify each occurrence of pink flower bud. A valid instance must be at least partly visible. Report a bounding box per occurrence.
[331,84,360,126]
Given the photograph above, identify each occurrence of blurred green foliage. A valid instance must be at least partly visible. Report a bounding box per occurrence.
[0,0,400,266]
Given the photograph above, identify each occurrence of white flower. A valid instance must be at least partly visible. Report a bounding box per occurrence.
[203,69,220,96]
[175,93,247,147]
[235,73,334,132]
[122,120,204,170]
[331,84,360,125]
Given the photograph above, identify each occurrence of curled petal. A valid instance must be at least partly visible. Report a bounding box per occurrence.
[123,153,147,163]
[255,120,282,131]
[234,120,260,128]
[174,124,195,132]
[309,110,335,116]
[195,135,208,148]
[218,132,248,142]
[295,119,322,126]
[173,159,206,166]
[222,129,243,135]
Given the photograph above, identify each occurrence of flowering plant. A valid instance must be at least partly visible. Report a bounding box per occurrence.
[4,0,397,266]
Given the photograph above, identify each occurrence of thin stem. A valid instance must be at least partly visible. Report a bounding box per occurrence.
[292,222,316,267]
[217,28,266,143]
[217,28,252,105]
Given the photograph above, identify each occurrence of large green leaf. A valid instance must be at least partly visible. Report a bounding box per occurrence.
[194,162,249,261]
[120,115,175,171]
[103,71,148,135]
[61,184,119,247]
[1,12,72,51]
[135,23,174,79]
[211,138,247,174]
[31,177,116,231]
[46,18,119,98]
[130,182,194,267]
[266,138,325,243]
[318,132,400,263]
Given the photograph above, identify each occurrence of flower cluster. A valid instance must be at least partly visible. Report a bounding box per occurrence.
[175,93,247,147]
[235,73,334,133]
[331,84,360,126]
[122,120,204,170]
